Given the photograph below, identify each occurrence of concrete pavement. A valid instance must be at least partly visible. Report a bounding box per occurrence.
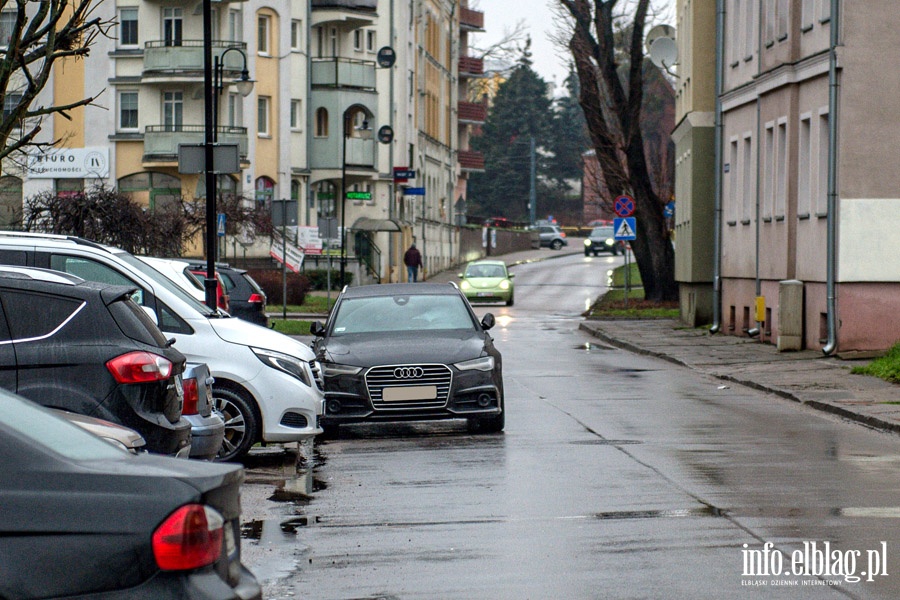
[432,244,900,436]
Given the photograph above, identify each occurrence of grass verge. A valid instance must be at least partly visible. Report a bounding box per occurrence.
[271,319,315,336]
[851,343,900,384]
[583,262,680,319]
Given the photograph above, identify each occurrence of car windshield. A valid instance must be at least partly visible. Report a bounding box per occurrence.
[330,294,476,336]
[118,253,217,316]
[0,390,128,461]
[466,264,507,278]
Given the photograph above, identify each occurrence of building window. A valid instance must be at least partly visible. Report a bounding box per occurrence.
[801,0,814,28]
[764,0,775,43]
[366,30,376,53]
[315,107,328,137]
[817,111,829,215]
[257,15,270,55]
[163,8,182,47]
[291,19,302,51]
[229,10,242,41]
[743,0,754,57]
[726,138,738,223]
[353,29,363,51]
[775,120,787,218]
[119,8,138,47]
[3,92,22,121]
[763,124,774,219]
[0,10,16,48]
[0,175,22,229]
[55,179,84,198]
[291,179,300,201]
[163,91,183,131]
[255,176,274,206]
[741,134,752,222]
[290,99,302,130]
[798,116,811,216]
[776,0,788,39]
[257,96,270,136]
[227,93,241,128]
[118,91,138,131]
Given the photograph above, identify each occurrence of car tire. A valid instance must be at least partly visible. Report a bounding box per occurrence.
[212,386,259,462]
[506,295,514,306]
[551,240,563,250]
[584,250,590,256]
[320,422,340,439]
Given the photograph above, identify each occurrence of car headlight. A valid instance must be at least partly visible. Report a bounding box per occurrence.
[454,356,495,371]
[605,238,614,246]
[499,280,510,290]
[460,280,471,290]
[252,347,312,386]
[323,363,363,377]
[584,239,591,247]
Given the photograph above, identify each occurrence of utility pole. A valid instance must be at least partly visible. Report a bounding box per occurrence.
[529,136,536,226]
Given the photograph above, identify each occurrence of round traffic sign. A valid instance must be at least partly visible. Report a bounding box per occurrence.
[614,195,635,217]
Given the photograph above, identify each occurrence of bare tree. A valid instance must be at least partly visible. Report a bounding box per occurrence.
[0,0,114,161]
[556,0,676,302]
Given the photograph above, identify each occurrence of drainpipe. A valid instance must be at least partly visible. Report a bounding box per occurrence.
[823,0,840,355]
[709,0,726,334]
[747,99,761,338]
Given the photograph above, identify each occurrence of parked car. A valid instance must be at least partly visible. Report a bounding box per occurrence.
[310,282,504,436]
[138,256,207,304]
[0,232,323,462]
[189,265,230,312]
[182,362,226,461]
[55,409,147,453]
[0,390,262,599]
[187,262,269,327]
[457,259,515,306]
[0,266,191,457]
[535,225,568,250]
[584,225,625,256]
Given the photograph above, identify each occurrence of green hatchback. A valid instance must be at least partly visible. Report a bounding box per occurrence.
[458,260,515,306]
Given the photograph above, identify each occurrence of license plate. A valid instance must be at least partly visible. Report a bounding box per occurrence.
[476,292,494,297]
[382,385,437,401]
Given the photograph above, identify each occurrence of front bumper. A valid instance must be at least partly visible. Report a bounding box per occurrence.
[244,365,323,443]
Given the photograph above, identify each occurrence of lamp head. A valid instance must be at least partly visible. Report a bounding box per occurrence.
[235,70,255,97]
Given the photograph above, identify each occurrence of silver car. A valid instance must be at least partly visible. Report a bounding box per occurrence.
[182,362,225,461]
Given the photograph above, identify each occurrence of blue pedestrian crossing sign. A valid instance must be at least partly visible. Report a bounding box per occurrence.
[614,217,636,240]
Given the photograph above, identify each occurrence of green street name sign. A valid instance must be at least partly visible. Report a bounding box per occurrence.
[345,191,372,200]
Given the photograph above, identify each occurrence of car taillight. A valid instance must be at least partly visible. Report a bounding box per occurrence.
[106,352,173,384]
[560,231,567,237]
[182,378,199,415]
[152,504,224,571]
[247,293,265,304]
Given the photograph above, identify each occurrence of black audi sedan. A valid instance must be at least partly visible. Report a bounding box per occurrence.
[310,283,504,436]
[0,390,262,599]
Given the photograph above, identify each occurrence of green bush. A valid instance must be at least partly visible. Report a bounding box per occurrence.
[247,270,311,306]
[301,269,353,291]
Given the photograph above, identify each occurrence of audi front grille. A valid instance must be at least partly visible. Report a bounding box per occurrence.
[366,364,452,410]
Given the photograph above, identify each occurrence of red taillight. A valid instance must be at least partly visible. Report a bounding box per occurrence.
[560,231,567,238]
[182,378,199,415]
[106,352,173,384]
[153,504,224,571]
[247,293,265,304]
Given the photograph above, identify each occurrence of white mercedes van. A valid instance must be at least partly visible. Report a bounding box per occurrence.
[0,232,323,461]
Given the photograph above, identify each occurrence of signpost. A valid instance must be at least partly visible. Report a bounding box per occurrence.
[614,213,637,309]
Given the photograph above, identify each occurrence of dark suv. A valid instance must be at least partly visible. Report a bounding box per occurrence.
[188,262,268,326]
[0,266,191,456]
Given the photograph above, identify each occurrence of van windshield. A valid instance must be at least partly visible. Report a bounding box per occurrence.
[117,253,218,317]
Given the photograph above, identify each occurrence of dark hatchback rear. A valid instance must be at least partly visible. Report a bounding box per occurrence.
[0,391,262,599]
[189,262,269,326]
[0,267,191,456]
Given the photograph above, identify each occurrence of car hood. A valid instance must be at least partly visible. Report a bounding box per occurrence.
[465,277,507,288]
[209,316,315,360]
[322,330,488,367]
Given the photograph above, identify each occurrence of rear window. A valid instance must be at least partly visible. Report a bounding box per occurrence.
[108,297,169,347]
[1,291,83,341]
[242,273,265,294]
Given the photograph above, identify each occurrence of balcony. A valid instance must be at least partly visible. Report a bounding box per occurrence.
[311,0,377,28]
[458,56,484,78]
[143,125,248,162]
[312,57,376,90]
[458,101,486,125]
[143,40,247,82]
[458,149,485,173]
[459,6,484,32]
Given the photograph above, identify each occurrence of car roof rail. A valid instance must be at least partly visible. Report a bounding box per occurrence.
[0,231,110,252]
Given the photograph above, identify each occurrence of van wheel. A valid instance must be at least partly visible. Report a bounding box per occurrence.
[212,387,259,462]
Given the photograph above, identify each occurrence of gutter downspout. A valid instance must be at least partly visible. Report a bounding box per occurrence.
[823,0,840,355]
[710,0,726,334]
[747,100,761,338]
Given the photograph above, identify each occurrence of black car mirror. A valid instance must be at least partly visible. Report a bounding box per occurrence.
[480,313,495,331]
[310,321,326,337]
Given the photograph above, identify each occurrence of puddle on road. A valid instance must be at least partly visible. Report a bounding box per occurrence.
[573,342,616,352]
[593,506,725,521]
[268,470,328,502]
[242,515,322,541]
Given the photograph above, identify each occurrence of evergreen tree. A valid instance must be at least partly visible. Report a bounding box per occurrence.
[547,66,592,189]
[468,39,553,223]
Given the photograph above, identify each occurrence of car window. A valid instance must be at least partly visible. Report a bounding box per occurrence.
[118,253,215,317]
[1,290,82,341]
[242,273,265,294]
[0,390,126,460]
[331,294,476,336]
[0,249,27,266]
[466,265,506,278]
[50,255,144,305]
[107,296,170,347]
[219,271,237,292]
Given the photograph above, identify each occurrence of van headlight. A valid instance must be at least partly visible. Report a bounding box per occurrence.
[252,348,312,386]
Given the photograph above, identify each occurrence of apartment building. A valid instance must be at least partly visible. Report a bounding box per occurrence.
[0,0,486,285]
[711,0,900,353]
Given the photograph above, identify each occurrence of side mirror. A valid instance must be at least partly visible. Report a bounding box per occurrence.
[480,313,495,331]
[141,305,159,326]
[310,321,326,337]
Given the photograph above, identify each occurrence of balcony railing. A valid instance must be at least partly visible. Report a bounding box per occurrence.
[459,6,484,31]
[144,40,246,76]
[143,125,248,160]
[458,56,484,77]
[311,57,376,90]
[458,149,485,172]
[311,0,376,9]
[458,101,487,124]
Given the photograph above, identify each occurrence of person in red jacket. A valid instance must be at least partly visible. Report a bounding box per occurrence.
[404,243,423,282]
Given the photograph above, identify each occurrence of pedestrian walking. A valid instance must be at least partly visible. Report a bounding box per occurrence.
[404,243,423,282]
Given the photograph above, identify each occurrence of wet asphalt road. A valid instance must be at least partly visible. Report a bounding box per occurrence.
[241,253,900,599]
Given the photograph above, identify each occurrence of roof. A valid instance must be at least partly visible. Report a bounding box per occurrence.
[339,282,460,298]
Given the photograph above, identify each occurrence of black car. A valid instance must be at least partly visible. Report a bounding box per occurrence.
[584,225,625,256]
[310,282,504,435]
[0,390,262,599]
[188,262,268,326]
[0,266,191,456]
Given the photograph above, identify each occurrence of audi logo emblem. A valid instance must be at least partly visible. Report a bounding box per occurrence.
[394,367,425,379]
